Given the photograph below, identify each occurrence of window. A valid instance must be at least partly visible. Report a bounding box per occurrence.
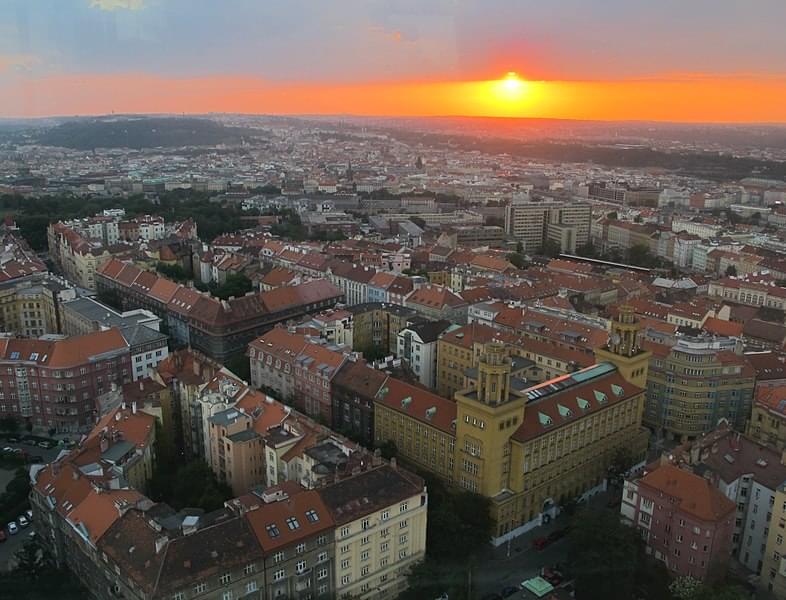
[362,518,370,530]
[399,519,408,529]
[341,544,350,554]
[266,523,280,538]
[296,560,307,573]
[244,563,254,575]
[318,551,328,563]
[219,573,231,585]
[341,559,350,569]
[305,509,320,523]
[286,516,300,530]
[222,592,232,600]
[399,549,408,559]
[381,510,390,521]
[341,575,351,585]
[173,594,184,600]
[194,583,207,594]
[361,550,369,561]
[400,502,408,513]
[273,569,286,582]
[296,543,306,555]
[340,526,351,537]
[317,534,327,545]
[361,535,370,546]
[246,581,257,594]
[400,534,408,545]
[318,568,328,580]
[273,551,285,564]
[381,542,389,552]
[361,565,369,576]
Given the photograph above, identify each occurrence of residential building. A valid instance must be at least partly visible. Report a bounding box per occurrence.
[643,337,756,440]
[248,327,309,401]
[97,259,343,362]
[0,273,72,337]
[331,359,388,446]
[760,483,786,597]
[0,328,132,432]
[504,200,591,252]
[348,303,419,357]
[748,384,786,451]
[319,464,427,600]
[396,320,454,389]
[621,464,735,581]
[405,285,468,324]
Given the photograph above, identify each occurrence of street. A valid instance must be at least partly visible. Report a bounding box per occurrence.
[0,437,62,571]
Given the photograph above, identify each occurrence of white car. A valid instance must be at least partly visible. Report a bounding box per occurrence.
[18,515,29,528]
[25,509,33,521]
[7,522,18,535]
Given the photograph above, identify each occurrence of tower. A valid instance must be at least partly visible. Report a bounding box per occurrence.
[453,342,527,497]
[594,305,651,388]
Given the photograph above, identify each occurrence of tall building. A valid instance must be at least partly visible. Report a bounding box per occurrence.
[761,484,786,597]
[643,337,755,441]
[504,200,591,253]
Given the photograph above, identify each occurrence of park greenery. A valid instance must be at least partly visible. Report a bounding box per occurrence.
[195,272,254,300]
[0,539,87,599]
[148,459,233,513]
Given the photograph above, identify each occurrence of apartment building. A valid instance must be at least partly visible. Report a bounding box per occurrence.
[348,303,419,357]
[662,427,786,574]
[749,385,786,451]
[319,465,427,600]
[396,319,454,389]
[97,259,344,362]
[643,337,756,440]
[248,327,309,401]
[708,276,786,311]
[405,284,468,325]
[760,484,786,597]
[331,359,388,446]
[621,464,735,581]
[0,273,72,337]
[504,200,591,253]
[0,328,132,432]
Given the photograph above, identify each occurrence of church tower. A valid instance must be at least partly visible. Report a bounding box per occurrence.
[454,342,527,497]
[594,305,651,388]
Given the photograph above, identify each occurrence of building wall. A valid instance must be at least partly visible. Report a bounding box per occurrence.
[334,490,427,600]
[748,403,786,451]
[760,487,786,597]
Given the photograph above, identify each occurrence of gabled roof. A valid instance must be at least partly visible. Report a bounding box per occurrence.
[638,464,735,522]
[374,376,456,434]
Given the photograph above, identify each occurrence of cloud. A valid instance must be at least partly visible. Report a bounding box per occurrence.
[88,0,145,11]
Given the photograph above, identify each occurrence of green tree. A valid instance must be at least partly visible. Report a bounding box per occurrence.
[507,252,529,269]
[377,440,397,460]
[225,352,251,382]
[576,241,598,258]
[567,508,641,600]
[627,244,655,267]
[0,416,19,432]
[540,238,562,258]
[725,264,738,277]
[607,446,637,488]
[156,262,190,282]
[211,273,254,300]
[0,540,87,599]
[148,460,233,512]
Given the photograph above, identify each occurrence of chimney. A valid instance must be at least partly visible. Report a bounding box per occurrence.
[132,402,137,415]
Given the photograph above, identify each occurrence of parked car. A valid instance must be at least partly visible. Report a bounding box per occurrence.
[25,509,33,521]
[18,515,29,528]
[7,437,19,443]
[532,536,550,550]
[541,566,563,586]
[2,447,12,453]
[7,522,18,535]
[37,441,53,449]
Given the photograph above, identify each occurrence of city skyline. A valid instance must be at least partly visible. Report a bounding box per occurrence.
[2,0,786,122]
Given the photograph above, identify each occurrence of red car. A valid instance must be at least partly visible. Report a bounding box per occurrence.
[541,567,563,586]
[532,536,550,550]
[0,530,6,543]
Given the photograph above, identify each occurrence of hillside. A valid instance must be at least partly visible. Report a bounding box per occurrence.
[35,117,256,150]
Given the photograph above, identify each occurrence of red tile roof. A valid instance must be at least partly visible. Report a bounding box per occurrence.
[375,377,457,434]
[639,464,735,522]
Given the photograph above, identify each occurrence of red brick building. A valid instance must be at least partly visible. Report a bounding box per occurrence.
[0,328,131,433]
[621,463,735,581]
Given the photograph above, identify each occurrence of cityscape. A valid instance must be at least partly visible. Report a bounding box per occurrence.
[2,2,786,600]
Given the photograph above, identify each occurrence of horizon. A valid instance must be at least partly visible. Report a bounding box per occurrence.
[3,1,786,122]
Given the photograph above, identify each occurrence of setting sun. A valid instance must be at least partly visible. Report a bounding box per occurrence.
[494,72,528,102]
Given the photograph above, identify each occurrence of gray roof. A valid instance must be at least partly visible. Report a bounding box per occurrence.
[101,440,135,463]
[120,324,167,348]
[227,429,259,443]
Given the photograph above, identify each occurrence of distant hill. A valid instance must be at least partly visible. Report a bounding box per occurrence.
[35,117,257,149]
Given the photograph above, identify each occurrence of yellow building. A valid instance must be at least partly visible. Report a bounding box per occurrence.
[761,484,786,598]
[374,377,457,483]
[0,277,65,337]
[377,307,651,543]
[748,386,786,451]
[436,323,593,400]
[320,464,428,600]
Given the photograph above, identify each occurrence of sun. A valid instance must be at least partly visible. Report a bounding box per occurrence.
[490,72,529,105]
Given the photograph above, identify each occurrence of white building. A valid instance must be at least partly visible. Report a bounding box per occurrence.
[396,320,454,389]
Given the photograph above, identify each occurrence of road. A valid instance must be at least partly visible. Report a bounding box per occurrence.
[0,439,62,571]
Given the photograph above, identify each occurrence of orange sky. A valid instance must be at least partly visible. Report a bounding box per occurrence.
[4,73,786,123]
